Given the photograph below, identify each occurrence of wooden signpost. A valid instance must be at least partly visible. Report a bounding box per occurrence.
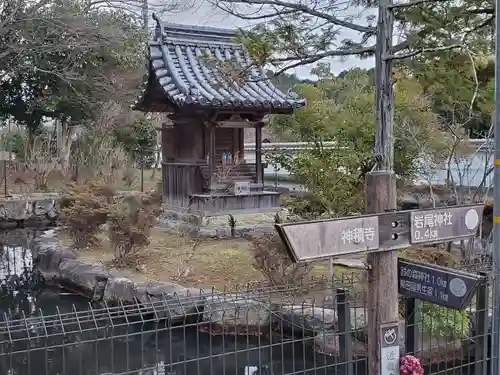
[276,203,485,375]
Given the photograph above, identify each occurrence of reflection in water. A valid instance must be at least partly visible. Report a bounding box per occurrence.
[0,240,37,318]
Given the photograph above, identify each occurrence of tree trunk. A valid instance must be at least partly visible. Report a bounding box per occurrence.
[59,124,80,172]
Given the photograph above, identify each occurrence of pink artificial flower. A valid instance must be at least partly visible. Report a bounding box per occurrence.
[400,355,424,375]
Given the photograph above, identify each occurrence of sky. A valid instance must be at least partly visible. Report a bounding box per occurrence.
[158,0,376,79]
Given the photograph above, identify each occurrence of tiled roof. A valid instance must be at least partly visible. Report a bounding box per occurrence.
[133,16,305,113]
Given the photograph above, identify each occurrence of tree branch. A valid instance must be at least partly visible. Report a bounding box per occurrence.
[269,45,376,75]
[388,0,449,9]
[218,5,298,20]
[384,43,463,60]
[468,8,494,15]
[215,0,375,33]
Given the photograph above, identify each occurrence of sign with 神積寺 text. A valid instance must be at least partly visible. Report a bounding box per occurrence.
[398,258,484,309]
[275,214,379,262]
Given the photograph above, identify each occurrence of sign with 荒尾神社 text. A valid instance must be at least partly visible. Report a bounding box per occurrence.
[275,215,379,262]
[380,322,400,375]
[398,258,483,309]
[410,205,483,244]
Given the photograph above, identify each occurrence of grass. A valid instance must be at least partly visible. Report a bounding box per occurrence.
[59,228,365,292]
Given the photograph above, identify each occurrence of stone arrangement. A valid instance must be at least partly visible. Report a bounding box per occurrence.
[33,229,370,357]
[0,194,59,227]
[158,209,289,238]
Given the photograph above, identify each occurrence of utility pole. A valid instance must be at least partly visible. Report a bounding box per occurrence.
[366,0,399,373]
[490,0,500,372]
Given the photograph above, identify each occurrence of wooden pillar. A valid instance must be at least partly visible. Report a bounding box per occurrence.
[161,122,175,202]
[365,171,398,375]
[239,128,245,161]
[209,123,215,186]
[255,124,262,184]
[232,128,238,163]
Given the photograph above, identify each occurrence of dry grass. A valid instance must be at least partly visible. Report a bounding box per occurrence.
[1,167,161,195]
[59,228,361,291]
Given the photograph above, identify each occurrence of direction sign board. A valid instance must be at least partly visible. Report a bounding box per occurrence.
[275,214,379,262]
[410,204,483,244]
[398,258,484,309]
[380,322,400,375]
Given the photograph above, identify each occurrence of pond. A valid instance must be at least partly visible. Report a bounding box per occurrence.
[0,229,360,375]
[0,229,485,375]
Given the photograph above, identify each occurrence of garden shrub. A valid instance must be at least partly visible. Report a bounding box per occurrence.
[107,193,158,266]
[251,233,311,286]
[60,182,116,248]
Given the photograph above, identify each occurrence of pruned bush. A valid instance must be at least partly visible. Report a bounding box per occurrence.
[251,233,311,286]
[107,193,158,266]
[60,182,116,248]
[281,194,332,220]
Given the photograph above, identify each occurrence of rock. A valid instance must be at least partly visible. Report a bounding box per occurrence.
[202,293,271,335]
[349,307,367,338]
[3,201,30,220]
[274,305,337,336]
[58,259,111,298]
[135,281,205,324]
[33,199,57,216]
[158,209,288,239]
[0,196,60,225]
[34,243,78,281]
[103,276,138,303]
[312,330,368,357]
[313,330,339,356]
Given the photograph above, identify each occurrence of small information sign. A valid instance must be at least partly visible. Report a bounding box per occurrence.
[398,258,483,309]
[380,322,400,375]
[275,214,379,262]
[410,205,483,244]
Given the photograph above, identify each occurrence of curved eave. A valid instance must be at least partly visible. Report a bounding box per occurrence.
[132,32,307,113]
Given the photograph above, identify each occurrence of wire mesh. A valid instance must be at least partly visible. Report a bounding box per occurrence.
[0,268,494,375]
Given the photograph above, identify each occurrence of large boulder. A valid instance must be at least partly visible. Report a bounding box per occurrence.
[103,276,138,303]
[33,199,59,219]
[135,281,205,324]
[313,330,340,356]
[274,305,337,337]
[33,242,78,281]
[57,259,111,299]
[201,293,272,335]
[313,330,367,357]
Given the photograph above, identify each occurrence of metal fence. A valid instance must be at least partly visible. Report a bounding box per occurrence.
[0,265,494,375]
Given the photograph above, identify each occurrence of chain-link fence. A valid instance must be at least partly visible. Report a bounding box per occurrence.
[0,260,494,375]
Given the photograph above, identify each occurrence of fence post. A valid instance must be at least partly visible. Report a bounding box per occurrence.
[404,297,417,355]
[336,288,354,375]
[475,272,489,375]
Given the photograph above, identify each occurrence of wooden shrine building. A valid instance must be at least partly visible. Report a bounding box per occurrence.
[133,16,305,215]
